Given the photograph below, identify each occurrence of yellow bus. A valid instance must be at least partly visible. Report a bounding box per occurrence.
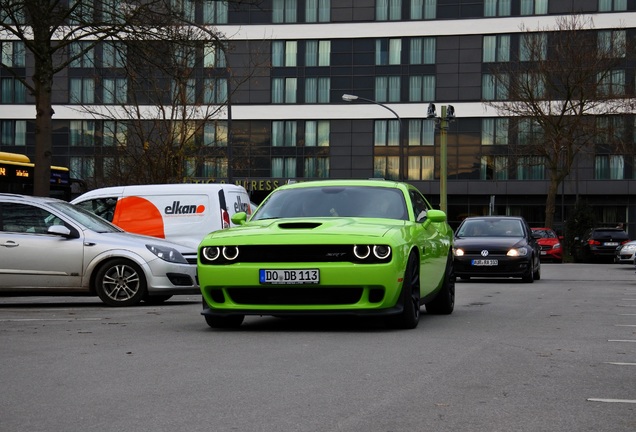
[0,151,77,200]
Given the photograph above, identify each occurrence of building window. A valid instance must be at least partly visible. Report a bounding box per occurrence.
[517,156,545,180]
[409,37,435,64]
[304,157,329,178]
[272,121,297,147]
[171,79,196,104]
[483,35,510,63]
[1,41,25,67]
[375,120,400,147]
[102,42,126,68]
[69,42,94,68]
[410,0,436,19]
[408,156,434,180]
[272,157,297,177]
[482,74,508,101]
[597,116,625,145]
[520,72,545,99]
[409,75,435,102]
[69,78,95,104]
[100,0,124,23]
[598,0,627,12]
[520,0,547,15]
[520,33,547,61]
[306,40,330,66]
[186,157,228,177]
[408,120,434,146]
[272,41,298,67]
[204,78,228,104]
[595,155,624,179]
[481,156,508,180]
[273,0,298,23]
[68,0,93,24]
[484,0,511,16]
[70,156,95,180]
[375,76,401,102]
[1,120,26,146]
[305,120,330,146]
[103,121,127,147]
[102,78,127,104]
[598,30,626,58]
[173,45,196,68]
[376,0,402,21]
[170,0,195,21]
[374,156,400,180]
[305,77,330,103]
[204,43,227,68]
[518,118,543,146]
[69,120,96,146]
[1,78,26,103]
[376,39,402,65]
[482,118,509,146]
[203,0,228,24]
[306,0,330,22]
[272,78,297,104]
[598,70,625,97]
[203,121,228,147]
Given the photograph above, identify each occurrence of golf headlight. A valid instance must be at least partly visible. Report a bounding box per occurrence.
[507,247,528,257]
[147,244,188,263]
[453,248,465,257]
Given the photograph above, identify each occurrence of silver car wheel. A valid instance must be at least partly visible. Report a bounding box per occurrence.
[95,259,146,307]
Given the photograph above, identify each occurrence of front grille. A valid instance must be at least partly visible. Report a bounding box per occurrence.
[540,245,551,251]
[226,287,364,305]
[185,257,198,265]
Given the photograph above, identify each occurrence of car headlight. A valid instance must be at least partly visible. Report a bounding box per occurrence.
[146,244,188,264]
[200,246,240,264]
[453,248,464,257]
[622,244,636,252]
[507,247,528,257]
[553,243,561,250]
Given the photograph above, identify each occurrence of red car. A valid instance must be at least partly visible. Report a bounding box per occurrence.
[532,228,563,263]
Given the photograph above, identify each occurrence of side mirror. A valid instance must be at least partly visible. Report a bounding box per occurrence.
[48,225,72,237]
[231,212,248,226]
[422,209,446,228]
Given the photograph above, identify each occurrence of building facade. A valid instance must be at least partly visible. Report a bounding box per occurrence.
[1,0,635,231]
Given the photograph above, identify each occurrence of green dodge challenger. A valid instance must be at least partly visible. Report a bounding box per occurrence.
[198,179,455,329]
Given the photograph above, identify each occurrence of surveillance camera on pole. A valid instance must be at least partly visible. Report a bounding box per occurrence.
[427,103,437,119]
[446,105,455,119]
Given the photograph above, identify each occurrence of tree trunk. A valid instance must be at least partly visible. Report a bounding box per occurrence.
[544,177,559,229]
[31,52,54,197]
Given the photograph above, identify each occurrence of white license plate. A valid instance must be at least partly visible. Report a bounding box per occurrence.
[604,242,619,246]
[259,269,320,284]
[471,259,498,266]
[540,251,547,255]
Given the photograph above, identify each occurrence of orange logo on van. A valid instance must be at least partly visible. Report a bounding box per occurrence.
[113,196,166,239]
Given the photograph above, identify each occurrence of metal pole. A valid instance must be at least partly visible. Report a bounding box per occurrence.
[439,105,448,213]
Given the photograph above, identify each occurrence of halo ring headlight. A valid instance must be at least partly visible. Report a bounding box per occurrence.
[222,246,239,261]
[353,245,371,260]
[373,245,391,260]
[202,246,220,261]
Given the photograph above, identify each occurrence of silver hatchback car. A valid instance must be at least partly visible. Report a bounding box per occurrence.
[0,193,199,306]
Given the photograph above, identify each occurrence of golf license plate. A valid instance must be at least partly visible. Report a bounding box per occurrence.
[471,259,498,266]
[259,269,320,284]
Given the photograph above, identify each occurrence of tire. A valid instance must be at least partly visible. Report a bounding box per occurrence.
[522,261,535,283]
[425,254,455,315]
[94,259,146,306]
[204,314,244,329]
[387,252,421,329]
[142,294,173,305]
[533,258,541,281]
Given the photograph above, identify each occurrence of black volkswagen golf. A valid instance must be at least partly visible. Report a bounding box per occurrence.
[453,216,541,283]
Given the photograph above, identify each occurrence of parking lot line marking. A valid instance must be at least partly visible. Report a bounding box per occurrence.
[608,339,636,343]
[587,398,636,404]
[615,324,636,327]
[0,318,102,322]
[604,362,636,366]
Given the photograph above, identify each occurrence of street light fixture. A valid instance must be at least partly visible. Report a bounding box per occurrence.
[342,93,404,180]
[428,103,455,214]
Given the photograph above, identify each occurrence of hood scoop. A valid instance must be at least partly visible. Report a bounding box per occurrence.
[278,222,323,229]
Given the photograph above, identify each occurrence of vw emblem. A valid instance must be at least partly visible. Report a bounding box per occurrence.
[481,250,489,257]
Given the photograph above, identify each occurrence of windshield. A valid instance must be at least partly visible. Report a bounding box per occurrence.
[49,201,123,233]
[251,186,408,221]
[457,219,524,238]
[533,229,556,239]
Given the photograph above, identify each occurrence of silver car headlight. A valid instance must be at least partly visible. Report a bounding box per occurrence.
[146,244,188,264]
[622,244,636,252]
[507,247,528,257]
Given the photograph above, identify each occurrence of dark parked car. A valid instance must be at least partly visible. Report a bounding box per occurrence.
[453,216,541,283]
[572,228,630,263]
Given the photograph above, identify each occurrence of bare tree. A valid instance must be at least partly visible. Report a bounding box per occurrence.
[0,0,257,195]
[484,15,633,228]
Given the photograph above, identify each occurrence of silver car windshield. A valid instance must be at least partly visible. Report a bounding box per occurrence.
[251,186,408,220]
[49,201,122,233]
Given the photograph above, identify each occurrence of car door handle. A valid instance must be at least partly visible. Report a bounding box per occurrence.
[1,240,19,248]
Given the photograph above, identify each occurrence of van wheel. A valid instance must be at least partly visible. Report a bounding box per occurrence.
[95,259,146,307]
[143,294,173,305]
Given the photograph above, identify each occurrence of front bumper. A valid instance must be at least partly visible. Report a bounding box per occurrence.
[454,255,532,278]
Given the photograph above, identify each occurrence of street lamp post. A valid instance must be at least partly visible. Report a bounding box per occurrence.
[342,94,404,180]
[427,103,455,214]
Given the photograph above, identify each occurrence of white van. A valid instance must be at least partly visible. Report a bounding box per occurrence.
[72,184,251,249]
